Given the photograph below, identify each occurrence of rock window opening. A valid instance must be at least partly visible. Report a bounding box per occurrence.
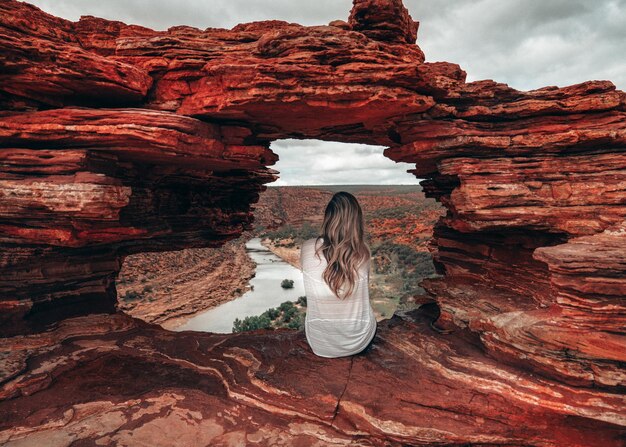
[116,138,445,334]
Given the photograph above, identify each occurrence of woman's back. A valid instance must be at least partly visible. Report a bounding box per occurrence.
[300,237,377,358]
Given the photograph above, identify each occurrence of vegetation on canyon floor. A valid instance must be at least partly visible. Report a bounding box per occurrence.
[280,279,295,289]
[233,296,307,332]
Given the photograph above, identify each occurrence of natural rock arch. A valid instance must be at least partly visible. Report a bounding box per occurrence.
[0,0,624,445]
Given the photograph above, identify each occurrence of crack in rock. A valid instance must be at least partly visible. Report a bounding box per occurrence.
[330,356,354,428]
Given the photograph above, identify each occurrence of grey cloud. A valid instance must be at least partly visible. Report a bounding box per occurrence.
[407,0,626,90]
[270,140,419,186]
[353,145,383,155]
[26,0,353,30]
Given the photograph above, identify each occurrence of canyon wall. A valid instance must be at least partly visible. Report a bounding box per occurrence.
[0,0,624,445]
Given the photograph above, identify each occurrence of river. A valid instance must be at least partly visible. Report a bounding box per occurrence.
[175,237,305,333]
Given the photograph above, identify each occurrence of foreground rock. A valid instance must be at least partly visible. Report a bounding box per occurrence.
[1,309,624,447]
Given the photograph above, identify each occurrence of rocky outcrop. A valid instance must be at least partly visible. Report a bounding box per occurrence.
[383,79,626,390]
[0,1,151,110]
[0,0,624,444]
[1,310,624,446]
[0,107,276,336]
[348,0,419,44]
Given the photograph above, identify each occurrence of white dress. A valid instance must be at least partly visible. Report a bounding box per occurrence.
[300,237,377,358]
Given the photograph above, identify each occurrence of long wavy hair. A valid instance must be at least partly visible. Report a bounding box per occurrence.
[314,191,370,300]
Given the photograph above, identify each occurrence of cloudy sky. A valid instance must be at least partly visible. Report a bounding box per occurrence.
[26,0,626,186]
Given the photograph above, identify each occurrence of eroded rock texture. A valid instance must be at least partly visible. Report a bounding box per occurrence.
[384,79,626,391]
[0,107,277,336]
[1,310,624,446]
[0,0,624,445]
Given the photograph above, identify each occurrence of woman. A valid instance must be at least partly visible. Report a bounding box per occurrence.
[300,191,377,358]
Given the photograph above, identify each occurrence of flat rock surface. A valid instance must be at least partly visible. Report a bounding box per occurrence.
[1,310,624,447]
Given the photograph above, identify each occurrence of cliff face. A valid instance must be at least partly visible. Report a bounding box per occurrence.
[0,0,624,445]
[383,79,626,389]
[116,238,257,329]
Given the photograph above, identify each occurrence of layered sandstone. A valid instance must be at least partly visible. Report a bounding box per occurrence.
[383,79,626,389]
[1,310,624,446]
[0,0,624,444]
[0,107,276,336]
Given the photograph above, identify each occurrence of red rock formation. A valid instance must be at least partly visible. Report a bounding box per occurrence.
[348,0,419,44]
[383,78,626,390]
[0,107,276,336]
[1,310,624,446]
[0,1,152,109]
[0,0,624,444]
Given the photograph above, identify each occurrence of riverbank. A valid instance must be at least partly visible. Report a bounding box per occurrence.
[259,237,302,270]
[175,237,307,333]
[117,239,257,330]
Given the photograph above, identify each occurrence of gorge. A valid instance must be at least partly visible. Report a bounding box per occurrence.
[175,237,306,333]
[0,0,625,445]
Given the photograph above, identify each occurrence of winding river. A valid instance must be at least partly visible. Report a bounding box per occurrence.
[175,237,305,333]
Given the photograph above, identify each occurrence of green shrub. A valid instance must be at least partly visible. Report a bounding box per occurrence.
[232,300,306,333]
[265,307,280,319]
[281,307,298,323]
[299,222,319,240]
[281,279,294,289]
[279,301,294,312]
[232,314,272,333]
[287,313,304,330]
